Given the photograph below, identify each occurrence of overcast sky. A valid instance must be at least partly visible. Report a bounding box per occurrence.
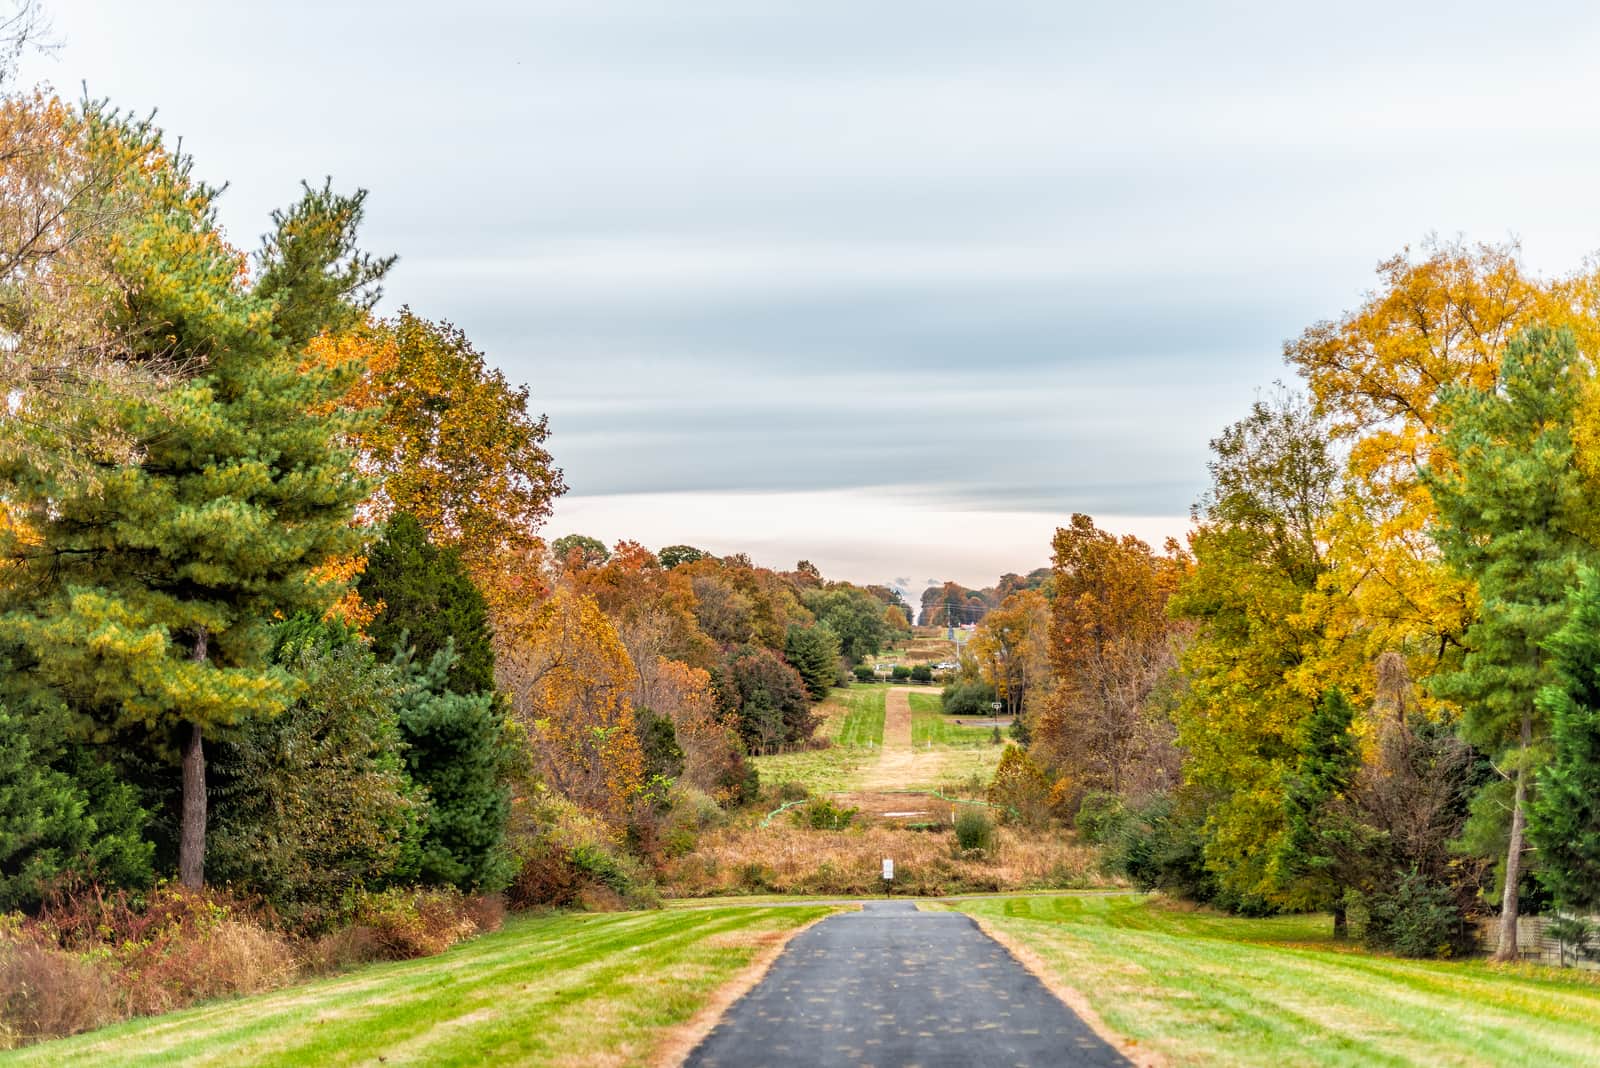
[26,1,1600,588]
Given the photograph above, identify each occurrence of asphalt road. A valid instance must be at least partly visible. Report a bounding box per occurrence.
[684,902,1130,1068]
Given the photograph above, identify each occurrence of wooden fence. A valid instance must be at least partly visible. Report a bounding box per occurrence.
[1472,914,1600,969]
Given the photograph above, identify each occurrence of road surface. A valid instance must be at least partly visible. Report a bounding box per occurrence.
[684,901,1129,1067]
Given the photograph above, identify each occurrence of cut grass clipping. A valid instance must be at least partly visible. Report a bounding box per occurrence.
[957,894,1600,1068]
[2,906,836,1068]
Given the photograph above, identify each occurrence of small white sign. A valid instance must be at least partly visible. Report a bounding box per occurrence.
[882,858,894,881]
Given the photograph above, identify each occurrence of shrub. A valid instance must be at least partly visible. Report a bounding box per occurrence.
[910,664,933,683]
[954,808,996,854]
[1074,791,1125,844]
[986,747,1052,827]
[210,624,415,929]
[853,664,876,682]
[0,693,153,912]
[891,665,911,682]
[942,680,997,717]
[1357,869,1470,958]
[505,790,659,910]
[795,798,858,831]
[350,887,480,961]
[775,780,810,802]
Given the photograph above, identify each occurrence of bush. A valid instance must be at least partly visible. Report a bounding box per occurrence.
[506,790,659,910]
[954,808,996,853]
[853,664,876,682]
[350,887,481,961]
[910,664,933,683]
[942,680,997,717]
[986,747,1052,827]
[210,625,416,928]
[891,665,911,682]
[1357,869,1470,958]
[1074,791,1125,844]
[795,798,858,831]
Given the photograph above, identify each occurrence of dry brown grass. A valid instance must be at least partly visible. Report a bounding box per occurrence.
[661,823,1104,897]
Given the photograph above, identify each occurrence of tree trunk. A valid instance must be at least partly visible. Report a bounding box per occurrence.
[1494,762,1527,963]
[178,628,208,890]
[1332,903,1348,941]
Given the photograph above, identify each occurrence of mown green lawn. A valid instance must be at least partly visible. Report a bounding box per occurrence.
[909,691,991,749]
[2,906,836,1068]
[957,894,1600,1067]
[823,686,886,748]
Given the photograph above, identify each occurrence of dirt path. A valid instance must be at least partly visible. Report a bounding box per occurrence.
[858,686,914,791]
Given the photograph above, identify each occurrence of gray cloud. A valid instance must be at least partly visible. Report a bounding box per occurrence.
[25,0,1600,581]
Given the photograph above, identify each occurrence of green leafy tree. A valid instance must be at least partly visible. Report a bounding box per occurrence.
[634,706,685,782]
[784,623,840,701]
[717,646,814,754]
[658,545,706,569]
[551,534,610,570]
[209,619,415,926]
[1170,389,1340,904]
[359,513,494,695]
[0,157,386,887]
[1424,325,1596,960]
[1529,566,1600,913]
[801,586,887,663]
[394,645,515,893]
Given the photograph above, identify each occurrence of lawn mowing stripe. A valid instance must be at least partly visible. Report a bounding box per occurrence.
[974,905,1600,1068]
[3,908,833,1068]
[1040,921,1567,1066]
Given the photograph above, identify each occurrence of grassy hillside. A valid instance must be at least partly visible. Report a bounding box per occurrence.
[958,894,1600,1067]
[1,906,835,1068]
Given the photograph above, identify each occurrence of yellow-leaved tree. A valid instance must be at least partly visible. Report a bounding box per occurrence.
[496,589,643,831]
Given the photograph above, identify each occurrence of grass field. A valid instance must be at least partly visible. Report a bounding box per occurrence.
[957,894,1600,1067]
[752,687,886,794]
[823,686,886,748]
[1,907,837,1068]
[749,747,875,794]
[909,691,992,749]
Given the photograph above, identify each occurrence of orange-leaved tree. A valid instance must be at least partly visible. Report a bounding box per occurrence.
[496,589,643,831]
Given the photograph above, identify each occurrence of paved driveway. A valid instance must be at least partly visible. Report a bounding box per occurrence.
[685,902,1129,1067]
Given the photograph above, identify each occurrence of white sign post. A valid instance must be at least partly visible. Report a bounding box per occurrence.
[881,857,894,895]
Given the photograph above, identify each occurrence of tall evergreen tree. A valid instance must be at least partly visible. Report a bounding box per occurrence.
[1529,566,1600,914]
[394,645,514,892]
[1274,689,1360,936]
[1424,325,1596,960]
[359,512,494,695]
[0,135,389,887]
[784,623,840,701]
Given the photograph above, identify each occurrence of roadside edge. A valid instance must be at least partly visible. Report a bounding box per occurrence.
[650,907,847,1068]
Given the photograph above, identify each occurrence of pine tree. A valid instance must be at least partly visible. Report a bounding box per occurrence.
[1529,566,1600,913]
[0,694,153,911]
[1275,689,1360,936]
[1424,325,1597,960]
[784,623,840,701]
[394,645,514,892]
[0,137,388,888]
[359,513,495,695]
